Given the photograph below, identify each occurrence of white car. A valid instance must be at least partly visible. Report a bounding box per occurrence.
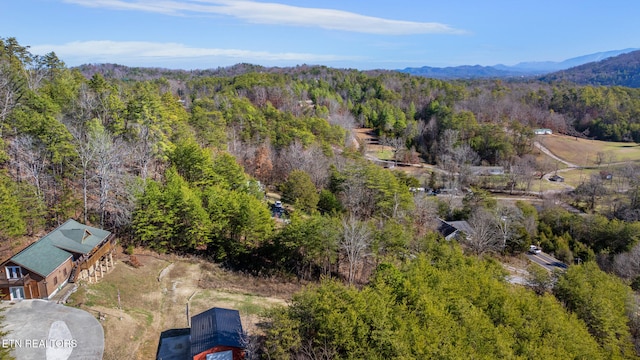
[529,245,542,254]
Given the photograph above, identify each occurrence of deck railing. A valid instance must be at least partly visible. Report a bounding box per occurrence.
[0,273,32,286]
[78,234,117,271]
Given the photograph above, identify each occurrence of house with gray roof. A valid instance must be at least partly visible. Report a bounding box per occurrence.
[0,219,116,300]
[436,219,475,241]
[436,219,459,240]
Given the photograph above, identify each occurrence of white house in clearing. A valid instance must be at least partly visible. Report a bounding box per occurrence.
[534,128,553,135]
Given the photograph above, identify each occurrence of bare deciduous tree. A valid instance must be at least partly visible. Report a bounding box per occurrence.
[338,168,375,219]
[299,338,337,360]
[131,125,155,182]
[380,134,405,163]
[70,125,99,223]
[340,216,372,285]
[236,142,275,185]
[0,64,22,133]
[595,151,606,167]
[92,128,124,227]
[411,193,440,238]
[535,156,557,180]
[437,129,479,189]
[517,154,536,191]
[11,135,47,200]
[66,83,97,128]
[452,143,479,187]
[276,141,330,189]
[327,110,355,132]
[108,174,140,230]
[24,56,49,91]
[464,208,503,256]
[574,174,607,211]
[495,205,524,251]
[613,243,640,279]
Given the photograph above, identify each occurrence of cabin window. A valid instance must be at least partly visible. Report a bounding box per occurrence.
[53,276,58,285]
[9,287,24,300]
[6,266,22,279]
[63,268,68,276]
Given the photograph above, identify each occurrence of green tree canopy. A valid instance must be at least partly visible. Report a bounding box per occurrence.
[280,169,319,213]
[264,241,610,359]
[554,262,637,358]
[0,172,26,240]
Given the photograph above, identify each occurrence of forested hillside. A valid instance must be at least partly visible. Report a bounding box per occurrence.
[542,50,640,88]
[82,61,640,144]
[3,37,640,358]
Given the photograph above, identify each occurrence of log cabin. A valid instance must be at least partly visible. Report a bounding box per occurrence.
[0,219,117,300]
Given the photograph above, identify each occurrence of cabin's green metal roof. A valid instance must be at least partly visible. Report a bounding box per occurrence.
[10,219,111,277]
[11,238,72,277]
[50,221,111,254]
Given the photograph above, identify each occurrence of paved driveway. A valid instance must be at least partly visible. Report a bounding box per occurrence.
[0,299,104,360]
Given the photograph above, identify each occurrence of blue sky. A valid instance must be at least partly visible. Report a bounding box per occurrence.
[1,0,638,70]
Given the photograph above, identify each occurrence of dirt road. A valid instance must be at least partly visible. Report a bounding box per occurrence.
[534,141,580,168]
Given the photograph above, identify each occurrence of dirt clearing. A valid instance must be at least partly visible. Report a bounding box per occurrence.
[66,250,302,360]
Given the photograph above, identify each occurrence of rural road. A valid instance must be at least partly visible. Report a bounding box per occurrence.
[526,251,568,272]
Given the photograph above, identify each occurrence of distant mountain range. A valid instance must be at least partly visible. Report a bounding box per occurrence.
[78,48,640,88]
[540,50,640,87]
[399,48,639,79]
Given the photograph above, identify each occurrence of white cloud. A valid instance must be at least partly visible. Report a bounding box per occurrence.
[63,0,465,35]
[29,40,361,67]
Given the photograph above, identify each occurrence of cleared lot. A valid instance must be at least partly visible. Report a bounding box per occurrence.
[65,252,300,360]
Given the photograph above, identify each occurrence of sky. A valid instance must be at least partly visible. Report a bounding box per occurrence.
[1,0,639,70]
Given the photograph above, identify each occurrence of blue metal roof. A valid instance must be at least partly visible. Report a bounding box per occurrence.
[190,307,244,357]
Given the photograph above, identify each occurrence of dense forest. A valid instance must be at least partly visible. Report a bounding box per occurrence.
[3,37,640,358]
[265,242,637,359]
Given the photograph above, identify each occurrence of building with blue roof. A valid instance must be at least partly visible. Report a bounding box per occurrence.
[157,307,245,360]
[191,307,244,360]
